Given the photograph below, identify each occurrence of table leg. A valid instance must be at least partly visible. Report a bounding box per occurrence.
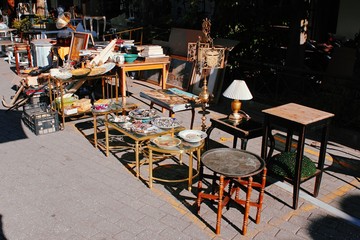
[93,114,97,148]
[121,68,126,98]
[240,139,248,150]
[261,117,270,161]
[190,108,195,129]
[216,175,224,235]
[314,123,330,197]
[161,64,167,89]
[233,137,238,148]
[243,176,253,235]
[105,122,109,157]
[293,126,306,209]
[188,152,194,191]
[197,161,204,213]
[135,141,140,178]
[285,129,294,152]
[205,124,215,150]
[149,148,153,188]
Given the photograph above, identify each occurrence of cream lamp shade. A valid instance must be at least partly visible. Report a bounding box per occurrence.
[223,80,253,121]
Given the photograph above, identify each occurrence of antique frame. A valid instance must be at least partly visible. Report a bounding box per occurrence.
[68,32,90,61]
[166,55,194,91]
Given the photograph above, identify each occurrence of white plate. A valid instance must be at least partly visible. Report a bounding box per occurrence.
[54,71,72,80]
[178,130,207,143]
[152,136,181,149]
[152,117,181,129]
[96,62,115,74]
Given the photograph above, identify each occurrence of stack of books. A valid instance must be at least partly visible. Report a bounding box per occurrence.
[140,45,165,57]
[139,45,169,62]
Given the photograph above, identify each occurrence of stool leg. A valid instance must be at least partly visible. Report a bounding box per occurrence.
[242,176,253,235]
[26,45,32,68]
[256,168,267,223]
[216,175,225,235]
[14,46,20,75]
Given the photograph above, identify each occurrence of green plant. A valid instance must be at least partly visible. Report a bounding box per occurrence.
[12,17,32,32]
[267,152,316,179]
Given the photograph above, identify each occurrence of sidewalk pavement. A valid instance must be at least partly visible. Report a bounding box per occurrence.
[0,58,360,240]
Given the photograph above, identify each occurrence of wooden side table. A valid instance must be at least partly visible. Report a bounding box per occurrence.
[261,103,334,209]
[197,148,266,235]
[206,117,264,150]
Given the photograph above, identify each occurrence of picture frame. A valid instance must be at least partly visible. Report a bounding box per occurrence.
[69,32,90,61]
[166,55,194,91]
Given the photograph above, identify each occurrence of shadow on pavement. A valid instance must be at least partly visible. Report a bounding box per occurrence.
[0,109,28,143]
[309,195,360,240]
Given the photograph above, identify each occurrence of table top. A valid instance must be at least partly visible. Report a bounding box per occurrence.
[116,59,170,67]
[148,138,204,154]
[201,148,265,178]
[262,103,334,125]
[140,88,198,112]
[210,117,263,135]
[107,120,185,142]
[0,28,16,33]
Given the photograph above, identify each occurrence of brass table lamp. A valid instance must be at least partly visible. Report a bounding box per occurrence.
[222,80,253,122]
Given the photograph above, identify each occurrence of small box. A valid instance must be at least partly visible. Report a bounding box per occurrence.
[22,103,59,135]
[64,107,78,115]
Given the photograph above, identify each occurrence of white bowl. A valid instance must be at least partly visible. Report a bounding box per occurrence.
[178,130,207,143]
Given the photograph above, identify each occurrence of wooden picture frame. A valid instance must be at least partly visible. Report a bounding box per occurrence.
[69,32,90,61]
[166,55,194,91]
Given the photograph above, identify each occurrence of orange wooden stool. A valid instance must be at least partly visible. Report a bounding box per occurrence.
[14,43,32,75]
[197,148,267,235]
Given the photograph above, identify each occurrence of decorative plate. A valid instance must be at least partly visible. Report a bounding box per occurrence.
[54,71,72,80]
[152,117,181,129]
[129,109,157,120]
[152,136,182,149]
[130,122,159,135]
[97,62,115,74]
[70,68,91,78]
[88,67,106,76]
[178,130,207,143]
[110,115,130,123]
[92,104,110,113]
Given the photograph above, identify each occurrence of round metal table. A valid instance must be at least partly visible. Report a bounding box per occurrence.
[197,148,266,235]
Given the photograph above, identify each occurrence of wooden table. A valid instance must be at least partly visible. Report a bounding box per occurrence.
[261,103,334,209]
[148,140,204,190]
[117,60,170,102]
[0,28,16,41]
[140,88,199,129]
[206,117,264,150]
[197,148,266,235]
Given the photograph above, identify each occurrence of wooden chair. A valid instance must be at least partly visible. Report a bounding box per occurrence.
[14,43,32,75]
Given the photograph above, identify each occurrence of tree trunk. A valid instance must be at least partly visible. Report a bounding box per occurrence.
[36,0,45,16]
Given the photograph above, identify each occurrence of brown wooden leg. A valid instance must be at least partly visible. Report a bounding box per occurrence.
[216,175,224,235]
[242,176,253,235]
[256,168,267,224]
[196,162,204,214]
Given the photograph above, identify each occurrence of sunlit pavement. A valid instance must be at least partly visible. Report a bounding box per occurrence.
[0,58,359,240]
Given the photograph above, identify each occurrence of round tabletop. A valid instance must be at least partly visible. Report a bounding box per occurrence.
[201,148,265,178]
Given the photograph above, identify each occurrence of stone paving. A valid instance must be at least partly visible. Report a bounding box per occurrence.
[0,58,360,240]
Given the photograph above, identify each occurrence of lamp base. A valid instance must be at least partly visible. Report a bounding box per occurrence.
[227,111,251,123]
[228,112,243,122]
